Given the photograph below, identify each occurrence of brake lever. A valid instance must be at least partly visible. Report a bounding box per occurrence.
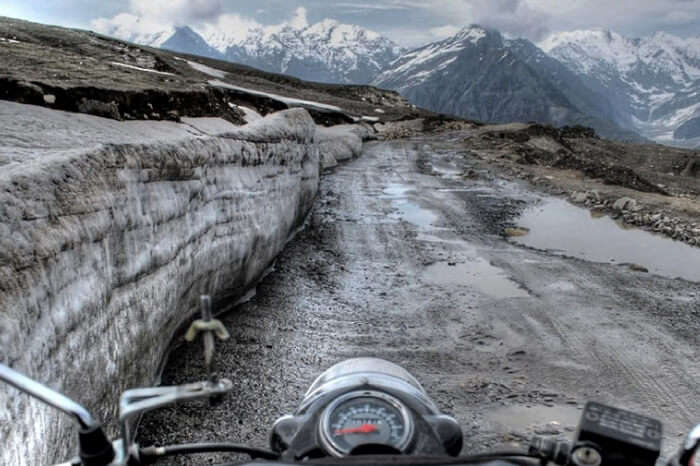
[118,378,234,462]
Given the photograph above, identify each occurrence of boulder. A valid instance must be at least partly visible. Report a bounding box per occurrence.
[613,197,638,211]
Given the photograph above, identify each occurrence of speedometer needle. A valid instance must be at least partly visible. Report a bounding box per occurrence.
[334,424,379,435]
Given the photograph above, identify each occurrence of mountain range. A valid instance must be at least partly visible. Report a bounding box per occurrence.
[541,29,700,146]
[96,17,700,148]
[372,27,639,141]
[100,19,402,85]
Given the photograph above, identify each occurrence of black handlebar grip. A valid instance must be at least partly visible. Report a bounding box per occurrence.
[78,425,115,466]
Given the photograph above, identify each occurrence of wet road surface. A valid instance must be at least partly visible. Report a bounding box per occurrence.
[139,137,700,463]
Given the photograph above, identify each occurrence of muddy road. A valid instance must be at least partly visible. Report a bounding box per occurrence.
[139,136,700,464]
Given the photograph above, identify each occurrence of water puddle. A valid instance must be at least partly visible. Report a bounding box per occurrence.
[511,198,700,282]
[423,259,529,299]
[382,183,438,229]
[430,161,463,178]
[390,200,438,228]
[381,183,412,198]
[487,405,580,434]
[415,232,465,245]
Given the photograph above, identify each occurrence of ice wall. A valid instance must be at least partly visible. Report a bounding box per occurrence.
[0,101,321,466]
[316,124,372,169]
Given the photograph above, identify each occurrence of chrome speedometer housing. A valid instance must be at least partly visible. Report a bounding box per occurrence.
[319,390,414,457]
[270,358,463,460]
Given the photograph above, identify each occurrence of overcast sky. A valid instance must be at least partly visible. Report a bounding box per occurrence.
[2,0,700,47]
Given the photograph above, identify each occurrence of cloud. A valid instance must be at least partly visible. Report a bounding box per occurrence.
[380,0,700,42]
[335,2,411,11]
[91,12,173,42]
[92,2,318,49]
[128,0,223,24]
[194,13,262,47]
[429,25,463,39]
[89,0,700,51]
[662,10,697,25]
[396,0,551,41]
[288,7,309,29]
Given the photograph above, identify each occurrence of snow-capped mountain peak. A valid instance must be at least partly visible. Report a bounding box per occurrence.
[541,29,700,145]
[539,29,639,74]
[454,25,488,44]
[94,13,402,85]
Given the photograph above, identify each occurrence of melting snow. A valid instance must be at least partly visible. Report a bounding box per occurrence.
[392,41,466,75]
[228,102,263,123]
[0,37,20,44]
[209,80,343,112]
[665,102,700,127]
[187,61,228,79]
[109,62,176,76]
[458,27,486,44]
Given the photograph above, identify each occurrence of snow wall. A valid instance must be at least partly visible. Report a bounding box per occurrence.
[0,101,353,465]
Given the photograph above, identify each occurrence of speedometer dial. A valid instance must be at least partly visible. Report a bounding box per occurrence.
[320,391,413,456]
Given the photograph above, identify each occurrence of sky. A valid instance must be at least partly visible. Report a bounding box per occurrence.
[1,0,700,47]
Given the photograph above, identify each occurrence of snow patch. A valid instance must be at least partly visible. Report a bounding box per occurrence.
[315,124,368,168]
[109,62,175,76]
[209,80,343,112]
[228,102,263,123]
[187,61,227,79]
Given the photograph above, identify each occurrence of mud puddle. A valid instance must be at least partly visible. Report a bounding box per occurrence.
[415,232,465,245]
[423,258,529,299]
[487,405,581,435]
[429,160,463,179]
[382,183,438,228]
[511,198,700,282]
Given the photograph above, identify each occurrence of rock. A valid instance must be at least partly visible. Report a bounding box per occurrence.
[77,98,121,120]
[572,191,588,203]
[14,81,44,103]
[504,227,530,237]
[681,158,698,177]
[43,94,56,104]
[620,263,649,273]
[613,197,637,211]
[166,110,180,122]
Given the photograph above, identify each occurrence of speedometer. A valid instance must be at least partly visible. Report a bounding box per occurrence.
[319,390,414,456]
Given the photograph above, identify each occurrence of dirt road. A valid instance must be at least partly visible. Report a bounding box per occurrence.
[139,137,700,463]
